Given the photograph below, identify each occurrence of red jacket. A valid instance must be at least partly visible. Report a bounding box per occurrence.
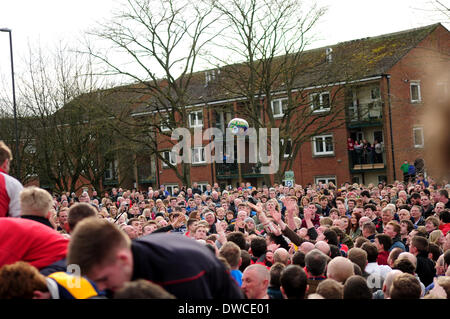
[439,223,450,236]
[0,218,69,269]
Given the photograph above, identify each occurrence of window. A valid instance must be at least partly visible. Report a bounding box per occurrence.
[413,127,424,148]
[371,87,380,100]
[160,114,170,132]
[197,183,209,193]
[310,92,330,112]
[410,81,421,103]
[271,98,288,118]
[312,134,334,156]
[104,160,118,180]
[162,151,177,167]
[315,176,336,185]
[280,139,292,158]
[165,184,179,195]
[192,147,206,164]
[189,110,203,128]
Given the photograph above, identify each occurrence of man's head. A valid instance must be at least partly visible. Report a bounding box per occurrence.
[375,234,393,252]
[381,207,394,225]
[299,242,315,254]
[382,269,403,299]
[316,279,344,299]
[241,264,270,299]
[409,235,429,256]
[67,203,97,233]
[389,273,421,299]
[305,249,328,277]
[219,242,242,270]
[273,248,290,265]
[280,265,308,299]
[315,241,331,256]
[362,222,376,238]
[250,236,267,258]
[67,218,133,292]
[384,221,401,239]
[20,187,53,218]
[326,256,355,284]
[0,261,50,299]
[0,141,12,173]
[410,205,422,221]
[343,275,372,299]
[347,248,368,273]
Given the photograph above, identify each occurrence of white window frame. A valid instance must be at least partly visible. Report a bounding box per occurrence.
[315,176,337,185]
[310,91,331,113]
[271,98,288,118]
[280,138,292,158]
[165,184,179,195]
[312,134,334,156]
[196,183,209,193]
[160,114,171,132]
[192,147,206,164]
[162,150,177,167]
[189,110,203,128]
[413,126,424,148]
[104,160,118,180]
[410,81,421,103]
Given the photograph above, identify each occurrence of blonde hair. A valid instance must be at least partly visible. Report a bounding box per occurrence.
[20,186,53,217]
[429,230,444,245]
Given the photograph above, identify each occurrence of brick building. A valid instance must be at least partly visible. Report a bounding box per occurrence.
[20,23,447,194]
[122,23,447,192]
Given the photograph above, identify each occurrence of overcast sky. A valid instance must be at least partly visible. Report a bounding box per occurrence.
[0,0,448,96]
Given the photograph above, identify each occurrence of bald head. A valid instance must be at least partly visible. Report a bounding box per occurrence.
[327,256,355,284]
[398,252,417,268]
[299,242,315,254]
[383,269,403,298]
[315,241,331,256]
[241,264,270,299]
[274,248,290,265]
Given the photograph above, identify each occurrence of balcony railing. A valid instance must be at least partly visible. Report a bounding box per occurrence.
[348,150,385,172]
[347,101,383,127]
[216,162,263,179]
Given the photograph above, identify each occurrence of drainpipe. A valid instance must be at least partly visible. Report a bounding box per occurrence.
[384,74,397,181]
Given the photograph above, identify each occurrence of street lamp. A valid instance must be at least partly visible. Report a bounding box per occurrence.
[0,28,20,180]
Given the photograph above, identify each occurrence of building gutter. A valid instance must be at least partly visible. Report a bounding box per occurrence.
[383,74,397,181]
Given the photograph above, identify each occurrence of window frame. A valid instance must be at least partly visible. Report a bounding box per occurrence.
[315,176,337,185]
[192,147,206,164]
[312,134,334,156]
[189,110,204,128]
[271,97,288,118]
[280,138,293,158]
[413,126,424,148]
[310,91,331,113]
[410,81,422,103]
[162,150,177,168]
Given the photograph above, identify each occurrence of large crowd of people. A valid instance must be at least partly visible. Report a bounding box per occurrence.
[1,140,450,299]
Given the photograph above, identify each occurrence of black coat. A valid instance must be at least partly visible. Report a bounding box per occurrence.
[415,251,436,287]
[131,233,244,299]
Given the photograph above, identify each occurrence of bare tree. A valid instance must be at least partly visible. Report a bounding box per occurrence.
[85,0,221,187]
[205,0,352,183]
[15,42,116,193]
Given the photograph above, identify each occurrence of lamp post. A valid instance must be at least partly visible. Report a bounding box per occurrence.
[0,28,20,180]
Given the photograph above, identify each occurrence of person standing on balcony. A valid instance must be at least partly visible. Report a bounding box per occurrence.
[401,160,410,183]
[354,140,363,165]
[374,140,383,164]
[347,137,355,166]
[0,141,23,218]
